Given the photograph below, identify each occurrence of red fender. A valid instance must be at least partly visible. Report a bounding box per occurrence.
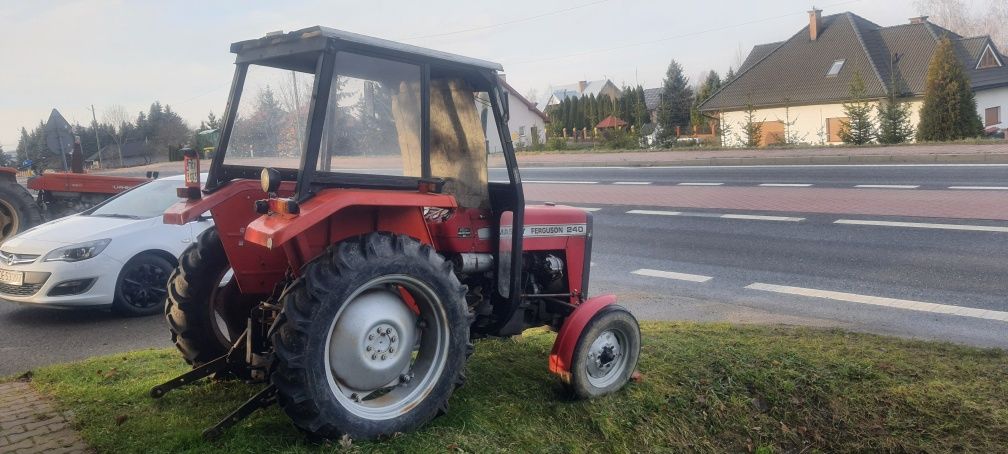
[548,294,618,383]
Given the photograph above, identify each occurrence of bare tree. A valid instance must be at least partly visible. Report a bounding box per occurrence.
[274,71,313,154]
[103,104,129,167]
[915,0,1007,49]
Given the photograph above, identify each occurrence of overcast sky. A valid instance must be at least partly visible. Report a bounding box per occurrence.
[0,0,934,148]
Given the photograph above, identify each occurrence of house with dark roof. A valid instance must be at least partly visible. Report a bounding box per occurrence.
[700,9,1008,146]
[481,76,548,152]
[540,79,622,108]
[86,140,158,168]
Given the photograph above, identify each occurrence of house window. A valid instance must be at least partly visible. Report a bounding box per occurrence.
[977,45,1003,69]
[826,59,845,77]
[827,117,849,142]
[985,106,1001,126]
[519,126,526,136]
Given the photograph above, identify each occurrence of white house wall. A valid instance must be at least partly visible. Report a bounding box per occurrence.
[482,91,546,153]
[976,86,1008,129]
[718,100,924,146]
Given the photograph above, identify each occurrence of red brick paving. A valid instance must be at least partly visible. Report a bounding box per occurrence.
[0,382,89,453]
[525,185,1008,221]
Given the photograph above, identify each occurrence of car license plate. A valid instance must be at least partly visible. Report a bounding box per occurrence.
[0,269,24,286]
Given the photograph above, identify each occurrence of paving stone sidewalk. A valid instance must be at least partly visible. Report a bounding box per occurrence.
[0,381,89,454]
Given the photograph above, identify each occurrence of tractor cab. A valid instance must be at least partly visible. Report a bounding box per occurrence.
[159,27,640,441]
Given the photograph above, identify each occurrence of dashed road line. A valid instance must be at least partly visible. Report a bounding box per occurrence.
[854,184,919,189]
[570,207,602,212]
[632,269,713,283]
[524,180,597,184]
[948,186,1008,190]
[628,209,804,222]
[758,183,813,187]
[677,182,723,186]
[612,181,652,185]
[745,282,1008,322]
[834,219,1008,233]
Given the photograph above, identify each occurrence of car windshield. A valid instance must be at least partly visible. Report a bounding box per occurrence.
[88,179,185,219]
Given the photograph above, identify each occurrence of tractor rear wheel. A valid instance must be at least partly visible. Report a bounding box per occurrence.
[166,229,257,369]
[567,305,641,399]
[0,180,42,243]
[271,232,471,440]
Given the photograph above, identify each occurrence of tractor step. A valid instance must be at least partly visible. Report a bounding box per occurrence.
[202,384,278,440]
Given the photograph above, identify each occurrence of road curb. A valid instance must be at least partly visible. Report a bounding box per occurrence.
[509,152,1008,168]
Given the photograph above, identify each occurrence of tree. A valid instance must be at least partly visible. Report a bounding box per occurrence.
[103,104,131,167]
[777,104,807,145]
[725,66,736,82]
[691,70,722,133]
[655,59,694,146]
[738,102,763,147]
[917,37,984,141]
[876,67,915,144]
[839,72,876,145]
[915,0,1007,50]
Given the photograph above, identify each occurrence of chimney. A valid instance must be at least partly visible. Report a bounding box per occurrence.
[578,80,587,93]
[809,8,822,41]
[909,16,929,24]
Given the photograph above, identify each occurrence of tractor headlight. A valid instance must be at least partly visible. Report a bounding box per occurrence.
[43,239,111,262]
[261,167,281,194]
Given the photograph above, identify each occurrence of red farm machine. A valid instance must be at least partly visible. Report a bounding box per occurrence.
[152,27,641,440]
[0,145,150,243]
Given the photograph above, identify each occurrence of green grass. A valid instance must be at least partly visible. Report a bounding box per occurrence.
[30,323,1008,453]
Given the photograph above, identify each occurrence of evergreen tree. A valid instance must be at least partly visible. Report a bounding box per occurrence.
[655,59,694,146]
[725,66,736,82]
[876,68,914,144]
[839,72,876,145]
[691,70,722,132]
[917,37,984,141]
[739,102,763,147]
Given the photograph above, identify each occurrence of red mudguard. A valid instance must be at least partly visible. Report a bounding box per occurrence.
[548,294,618,383]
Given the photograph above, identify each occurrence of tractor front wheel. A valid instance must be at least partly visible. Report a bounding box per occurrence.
[567,305,641,399]
[271,233,471,440]
[0,180,42,243]
[166,229,257,369]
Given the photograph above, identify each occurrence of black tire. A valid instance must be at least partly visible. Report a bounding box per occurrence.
[0,180,42,243]
[112,253,174,317]
[271,232,471,440]
[166,228,257,367]
[567,305,641,399]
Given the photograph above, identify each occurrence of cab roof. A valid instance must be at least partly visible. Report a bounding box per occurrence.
[230,26,504,72]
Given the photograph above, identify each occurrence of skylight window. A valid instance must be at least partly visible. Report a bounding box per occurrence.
[827,59,845,77]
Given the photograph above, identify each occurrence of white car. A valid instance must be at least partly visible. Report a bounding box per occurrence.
[0,175,211,315]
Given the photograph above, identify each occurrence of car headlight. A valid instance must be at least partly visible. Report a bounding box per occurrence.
[43,239,112,262]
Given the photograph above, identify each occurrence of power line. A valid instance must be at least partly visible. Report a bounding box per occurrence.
[504,0,862,66]
[402,0,608,40]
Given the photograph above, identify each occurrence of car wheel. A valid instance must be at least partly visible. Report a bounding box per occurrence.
[113,253,174,317]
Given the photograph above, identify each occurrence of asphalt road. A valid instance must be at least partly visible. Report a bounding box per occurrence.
[1,163,1006,376]
[490,163,1008,189]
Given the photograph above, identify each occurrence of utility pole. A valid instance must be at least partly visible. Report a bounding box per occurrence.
[90,104,102,168]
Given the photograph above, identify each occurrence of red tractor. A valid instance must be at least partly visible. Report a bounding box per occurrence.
[0,154,149,243]
[152,27,641,440]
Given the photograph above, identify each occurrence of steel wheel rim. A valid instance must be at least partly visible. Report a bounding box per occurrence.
[209,268,237,346]
[0,198,19,243]
[121,263,169,309]
[585,328,629,388]
[323,275,449,421]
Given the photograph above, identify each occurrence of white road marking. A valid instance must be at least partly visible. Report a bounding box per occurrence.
[720,214,805,222]
[678,182,724,186]
[523,180,597,184]
[745,282,1008,323]
[633,269,713,283]
[834,219,1008,233]
[627,209,684,216]
[854,184,920,189]
[612,181,652,185]
[948,186,1008,190]
[628,209,804,222]
[758,183,813,187]
[570,207,602,212]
